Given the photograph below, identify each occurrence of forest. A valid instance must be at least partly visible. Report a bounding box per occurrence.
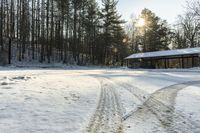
[0,0,199,66]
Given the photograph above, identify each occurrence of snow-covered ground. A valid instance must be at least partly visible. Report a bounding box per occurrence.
[0,67,200,133]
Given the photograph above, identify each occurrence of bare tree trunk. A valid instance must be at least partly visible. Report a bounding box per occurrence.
[40,0,45,62]
[31,0,35,60]
[0,0,4,50]
[46,0,50,63]
[49,0,54,62]
[73,2,77,62]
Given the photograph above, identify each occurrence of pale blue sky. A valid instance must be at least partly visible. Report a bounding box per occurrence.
[98,0,187,24]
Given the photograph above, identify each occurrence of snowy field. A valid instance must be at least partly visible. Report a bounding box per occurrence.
[0,67,200,133]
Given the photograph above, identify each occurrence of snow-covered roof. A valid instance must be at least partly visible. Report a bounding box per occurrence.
[126,47,200,59]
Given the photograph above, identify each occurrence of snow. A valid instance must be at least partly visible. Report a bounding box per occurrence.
[126,47,200,59]
[0,69,100,133]
[0,67,200,132]
[175,84,200,126]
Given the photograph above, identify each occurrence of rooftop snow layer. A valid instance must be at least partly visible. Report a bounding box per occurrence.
[126,47,200,59]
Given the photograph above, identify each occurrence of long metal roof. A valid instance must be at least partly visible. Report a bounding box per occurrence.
[126,47,200,59]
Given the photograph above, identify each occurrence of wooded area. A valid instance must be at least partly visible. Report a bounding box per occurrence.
[0,0,199,66]
[0,0,128,65]
[127,0,200,54]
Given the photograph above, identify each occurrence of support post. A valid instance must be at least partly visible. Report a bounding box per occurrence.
[179,58,182,68]
[192,56,194,67]
[164,58,167,69]
[182,56,184,68]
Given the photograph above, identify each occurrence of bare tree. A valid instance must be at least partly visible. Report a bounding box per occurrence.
[178,12,199,47]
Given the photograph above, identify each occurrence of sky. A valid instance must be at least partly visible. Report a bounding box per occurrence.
[98,0,188,24]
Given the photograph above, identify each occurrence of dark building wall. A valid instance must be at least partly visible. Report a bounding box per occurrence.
[128,55,200,69]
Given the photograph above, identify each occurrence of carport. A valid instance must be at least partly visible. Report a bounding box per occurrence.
[125,47,200,69]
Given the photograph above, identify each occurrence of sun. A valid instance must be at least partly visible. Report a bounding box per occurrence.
[136,18,145,27]
[122,38,127,43]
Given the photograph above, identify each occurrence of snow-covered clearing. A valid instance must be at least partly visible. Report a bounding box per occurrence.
[0,67,200,133]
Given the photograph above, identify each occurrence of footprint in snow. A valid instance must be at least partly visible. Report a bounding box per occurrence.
[64,92,80,104]
[1,87,13,89]
[12,76,31,81]
[1,82,9,85]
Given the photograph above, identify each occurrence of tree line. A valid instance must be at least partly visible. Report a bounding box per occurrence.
[172,0,200,49]
[0,0,129,65]
[128,0,200,55]
[0,0,199,66]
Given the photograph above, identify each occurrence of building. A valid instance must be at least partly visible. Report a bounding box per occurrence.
[125,47,200,69]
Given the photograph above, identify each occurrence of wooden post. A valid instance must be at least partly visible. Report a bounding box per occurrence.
[192,56,194,67]
[187,57,189,68]
[179,58,182,68]
[182,56,184,68]
[164,58,167,69]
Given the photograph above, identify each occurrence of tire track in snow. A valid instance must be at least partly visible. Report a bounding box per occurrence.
[86,78,123,133]
[145,81,200,132]
[112,79,200,132]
